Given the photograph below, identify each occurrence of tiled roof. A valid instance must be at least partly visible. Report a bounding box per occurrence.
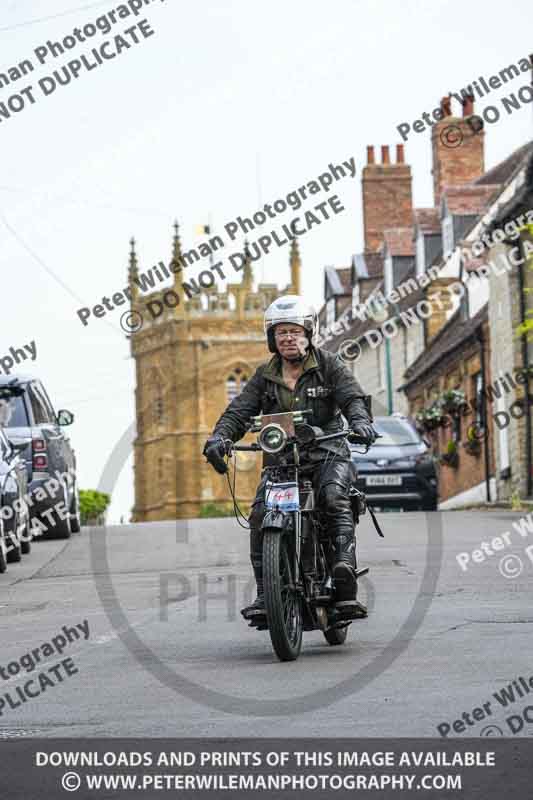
[414,208,440,235]
[402,304,488,388]
[487,144,533,232]
[363,251,384,278]
[322,264,430,352]
[382,228,415,257]
[457,245,488,273]
[442,184,500,216]
[325,266,352,296]
[352,251,384,279]
[475,140,533,187]
[337,267,352,294]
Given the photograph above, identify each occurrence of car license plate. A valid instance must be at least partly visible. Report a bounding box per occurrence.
[265,481,300,511]
[366,475,402,486]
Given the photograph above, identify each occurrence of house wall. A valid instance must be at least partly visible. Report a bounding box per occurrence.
[350,316,425,417]
[488,238,533,501]
[404,321,495,506]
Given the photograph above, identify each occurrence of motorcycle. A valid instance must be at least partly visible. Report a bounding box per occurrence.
[226,409,383,662]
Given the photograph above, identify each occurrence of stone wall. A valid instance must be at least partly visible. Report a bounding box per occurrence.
[488,238,533,501]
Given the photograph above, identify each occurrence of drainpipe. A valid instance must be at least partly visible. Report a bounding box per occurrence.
[476,325,491,502]
[517,236,533,498]
[385,337,393,414]
[385,300,402,415]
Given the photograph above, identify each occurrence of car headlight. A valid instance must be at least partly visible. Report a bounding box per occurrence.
[258,424,288,454]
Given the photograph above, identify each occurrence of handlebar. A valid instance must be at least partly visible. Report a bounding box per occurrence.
[227,429,381,453]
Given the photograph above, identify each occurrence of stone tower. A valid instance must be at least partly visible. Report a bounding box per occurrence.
[129,225,302,521]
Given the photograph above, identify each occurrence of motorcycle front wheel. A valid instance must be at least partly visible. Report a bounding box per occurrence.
[263,530,303,662]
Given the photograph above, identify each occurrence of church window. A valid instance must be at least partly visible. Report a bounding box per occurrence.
[226,370,248,402]
[153,380,165,427]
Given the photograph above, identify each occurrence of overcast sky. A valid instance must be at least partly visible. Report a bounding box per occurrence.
[1,0,532,521]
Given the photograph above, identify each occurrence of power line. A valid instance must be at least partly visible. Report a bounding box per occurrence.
[0,208,124,337]
[0,1,111,33]
[0,185,172,218]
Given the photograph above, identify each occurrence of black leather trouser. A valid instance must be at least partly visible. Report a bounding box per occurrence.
[248,458,357,590]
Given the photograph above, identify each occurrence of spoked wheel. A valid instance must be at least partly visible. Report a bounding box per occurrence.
[263,530,303,661]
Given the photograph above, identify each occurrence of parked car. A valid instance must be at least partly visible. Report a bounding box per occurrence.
[351,414,438,511]
[0,375,80,538]
[0,427,31,565]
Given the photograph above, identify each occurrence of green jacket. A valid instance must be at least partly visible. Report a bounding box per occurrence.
[213,346,372,461]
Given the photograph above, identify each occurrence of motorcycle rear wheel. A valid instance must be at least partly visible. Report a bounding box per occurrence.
[263,530,303,662]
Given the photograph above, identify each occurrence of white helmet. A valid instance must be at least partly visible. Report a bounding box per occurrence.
[264,295,318,353]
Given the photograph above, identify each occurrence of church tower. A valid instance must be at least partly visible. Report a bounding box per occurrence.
[129,227,302,520]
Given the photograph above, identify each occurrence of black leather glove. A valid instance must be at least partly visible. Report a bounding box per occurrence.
[348,423,378,446]
[202,434,228,474]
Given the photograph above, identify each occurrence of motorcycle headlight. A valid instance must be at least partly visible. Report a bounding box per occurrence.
[258,424,287,454]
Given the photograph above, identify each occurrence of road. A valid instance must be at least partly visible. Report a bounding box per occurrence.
[0,510,532,739]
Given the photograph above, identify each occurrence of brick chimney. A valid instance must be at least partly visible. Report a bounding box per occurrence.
[431,94,485,207]
[362,144,413,253]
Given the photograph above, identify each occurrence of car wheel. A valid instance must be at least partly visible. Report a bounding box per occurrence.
[20,512,32,555]
[0,520,7,573]
[69,482,81,533]
[49,481,72,539]
[6,529,22,563]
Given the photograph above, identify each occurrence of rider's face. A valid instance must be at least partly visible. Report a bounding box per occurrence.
[274,324,308,361]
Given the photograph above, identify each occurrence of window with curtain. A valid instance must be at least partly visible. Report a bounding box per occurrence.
[442,215,454,256]
[473,372,485,428]
[416,233,425,276]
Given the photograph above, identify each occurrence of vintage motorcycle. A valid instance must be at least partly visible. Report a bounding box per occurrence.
[226,409,383,662]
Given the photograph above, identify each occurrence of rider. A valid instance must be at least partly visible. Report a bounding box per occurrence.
[202,295,377,618]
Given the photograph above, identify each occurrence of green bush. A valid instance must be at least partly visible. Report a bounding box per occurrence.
[199,501,250,518]
[79,489,111,525]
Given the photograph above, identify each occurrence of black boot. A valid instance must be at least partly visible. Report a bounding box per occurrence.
[241,562,265,619]
[332,533,357,607]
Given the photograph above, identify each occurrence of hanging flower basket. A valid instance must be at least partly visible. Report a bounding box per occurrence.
[464,424,482,456]
[438,388,466,416]
[440,439,459,468]
[464,438,481,457]
[415,404,445,433]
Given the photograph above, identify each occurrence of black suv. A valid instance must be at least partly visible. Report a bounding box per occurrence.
[351,415,438,511]
[0,375,80,538]
[0,427,30,567]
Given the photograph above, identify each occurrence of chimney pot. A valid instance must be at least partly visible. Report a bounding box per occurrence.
[440,95,452,117]
[396,144,404,163]
[381,145,390,164]
[462,94,474,117]
[367,145,375,165]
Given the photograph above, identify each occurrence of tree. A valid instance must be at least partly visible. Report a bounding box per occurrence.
[79,489,111,525]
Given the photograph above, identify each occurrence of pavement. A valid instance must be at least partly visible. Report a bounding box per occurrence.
[0,511,532,739]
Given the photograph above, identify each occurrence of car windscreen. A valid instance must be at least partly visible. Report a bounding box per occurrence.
[0,392,30,428]
[373,417,420,446]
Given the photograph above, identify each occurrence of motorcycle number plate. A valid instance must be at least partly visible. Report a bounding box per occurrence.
[265,481,300,511]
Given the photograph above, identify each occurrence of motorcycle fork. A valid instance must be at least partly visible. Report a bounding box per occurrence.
[293,462,301,590]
